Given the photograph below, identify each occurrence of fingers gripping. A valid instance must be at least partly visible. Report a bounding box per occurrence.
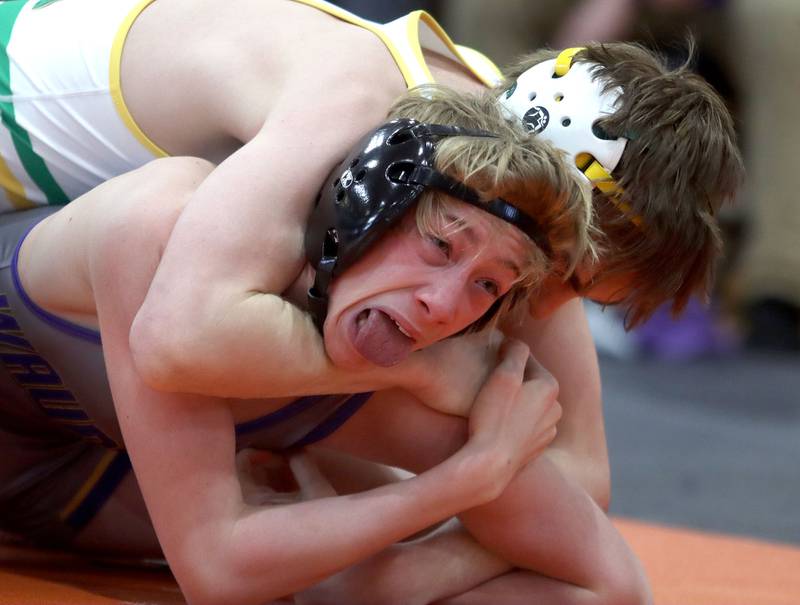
[488,339,530,389]
[289,452,338,500]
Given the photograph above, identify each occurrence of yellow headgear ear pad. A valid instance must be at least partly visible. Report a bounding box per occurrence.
[554,47,585,77]
[576,153,643,227]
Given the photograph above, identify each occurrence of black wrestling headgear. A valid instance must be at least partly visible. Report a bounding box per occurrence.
[305,118,551,329]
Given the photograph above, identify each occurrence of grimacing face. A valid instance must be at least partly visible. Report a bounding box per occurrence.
[321,200,535,369]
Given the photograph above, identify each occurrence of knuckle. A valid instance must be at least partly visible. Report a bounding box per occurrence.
[516,340,532,357]
[489,367,519,391]
[527,376,559,402]
[504,338,528,357]
[543,375,560,399]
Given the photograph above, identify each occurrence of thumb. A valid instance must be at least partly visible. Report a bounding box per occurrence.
[494,338,529,376]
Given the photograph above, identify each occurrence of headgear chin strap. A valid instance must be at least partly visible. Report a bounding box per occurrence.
[305,118,550,331]
[498,47,627,193]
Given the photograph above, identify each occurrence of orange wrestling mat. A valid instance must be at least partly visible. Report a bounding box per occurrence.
[1,519,798,604]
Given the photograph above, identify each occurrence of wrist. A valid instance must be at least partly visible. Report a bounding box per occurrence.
[446,442,510,507]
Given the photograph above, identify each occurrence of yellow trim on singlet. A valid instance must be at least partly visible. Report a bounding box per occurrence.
[109,0,168,159]
[455,44,504,85]
[290,0,420,87]
[58,449,118,521]
[107,0,501,155]
[291,0,501,89]
[408,11,502,88]
[0,155,35,210]
[405,11,435,85]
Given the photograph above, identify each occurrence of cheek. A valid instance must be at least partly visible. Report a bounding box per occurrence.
[324,273,355,319]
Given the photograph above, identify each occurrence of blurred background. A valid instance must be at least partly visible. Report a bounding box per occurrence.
[332,0,800,546]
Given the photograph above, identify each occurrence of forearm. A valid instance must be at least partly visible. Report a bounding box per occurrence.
[188,451,498,605]
[298,520,512,605]
[545,445,610,511]
[131,288,398,398]
[129,118,405,399]
[457,455,649,602]
[504,302,610,507]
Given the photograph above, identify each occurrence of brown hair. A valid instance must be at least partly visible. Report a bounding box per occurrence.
[388,85,594,322]
[502,42,744,327]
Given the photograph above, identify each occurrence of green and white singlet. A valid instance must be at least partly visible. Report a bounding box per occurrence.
[0,0,167,212]
[0,0,501,212]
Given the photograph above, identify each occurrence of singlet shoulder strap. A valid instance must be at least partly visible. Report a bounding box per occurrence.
[289,0,503,89]
[379,10,503,88]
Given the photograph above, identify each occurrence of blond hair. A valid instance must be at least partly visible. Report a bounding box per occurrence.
[388,85,594,322]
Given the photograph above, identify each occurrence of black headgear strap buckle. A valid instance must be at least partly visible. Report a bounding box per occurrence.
[307,228,339,329]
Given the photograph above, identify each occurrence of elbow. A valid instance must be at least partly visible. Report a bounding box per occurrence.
[129,307,201,394]
[179,573,250,605]
[583,521,653,605]
[594,557,653,605]
[546,448,612,512]
[590,460,612,513]
[170,546,235,605]
[174,549,288,605]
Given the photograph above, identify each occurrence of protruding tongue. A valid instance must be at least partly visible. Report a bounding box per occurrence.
[353,309,414,367]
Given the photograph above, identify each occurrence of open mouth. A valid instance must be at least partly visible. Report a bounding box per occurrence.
[352,308,416,367]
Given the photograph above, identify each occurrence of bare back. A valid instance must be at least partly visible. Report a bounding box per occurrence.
[120,0,484,161]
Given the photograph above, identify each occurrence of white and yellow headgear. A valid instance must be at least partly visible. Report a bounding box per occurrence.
[498,48,631,207]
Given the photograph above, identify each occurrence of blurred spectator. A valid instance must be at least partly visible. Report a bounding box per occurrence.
[439,0,581,65]
[550,0,728,50]
[585,298,738,361]
[728,0,800,352]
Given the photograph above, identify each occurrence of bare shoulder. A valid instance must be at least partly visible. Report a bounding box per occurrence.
[504,299,601,398]
[122,0,405,155]
[18,158,214,322]
[505,299,591,350]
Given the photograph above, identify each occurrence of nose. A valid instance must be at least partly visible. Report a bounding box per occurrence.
[415,271,467,326]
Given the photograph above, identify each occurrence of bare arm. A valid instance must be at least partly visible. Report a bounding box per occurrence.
[128,118,350,398]
[126,78,431,400]
[126,122,514,412]
[90,205,559,604]
[297,520,512,605]
[502,299,611,508]
[319,383,648,605]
